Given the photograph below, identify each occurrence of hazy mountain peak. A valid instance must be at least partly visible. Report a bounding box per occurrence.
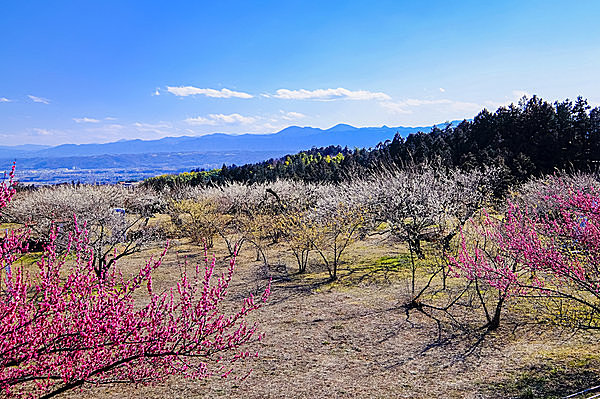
[326,123,358,132]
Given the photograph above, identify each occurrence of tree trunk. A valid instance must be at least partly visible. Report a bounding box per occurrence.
[487,297,504,331]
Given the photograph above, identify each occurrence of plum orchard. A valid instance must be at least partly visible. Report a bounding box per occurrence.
[169,180,367,281]
[1,184,166,278]
[8,160,600,393]
[0,166,270,398]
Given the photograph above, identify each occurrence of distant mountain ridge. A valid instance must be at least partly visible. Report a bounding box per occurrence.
[7,122,458,160]
[0,144,52,159]
[1,121,462,183]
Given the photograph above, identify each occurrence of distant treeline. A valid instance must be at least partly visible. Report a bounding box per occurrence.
[143,95,600,191]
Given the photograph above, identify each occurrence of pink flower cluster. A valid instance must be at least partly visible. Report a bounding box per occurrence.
[0,166,270,398]
[450,181,600,306]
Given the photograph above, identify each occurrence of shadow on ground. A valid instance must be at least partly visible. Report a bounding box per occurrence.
[490,359,600,399]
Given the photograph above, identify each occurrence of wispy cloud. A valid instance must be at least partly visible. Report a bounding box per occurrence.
[73,117,100,123]
[268,87,391,101]
[185,113,258,125]
[83,124,126,135]
[280,111,306,120]
[0,97,12,103]
[210,113,258,124]
[131,122,176,136]
[28,95,50,104]
[476,90,534,110]
[512,90,530,99]
[133,122,171,130]
[390,99,454,107]
[166,86,253,99]
[379,102,413,114]
[32,128,52,136]
[380,98,483,114]
[439,88,446,93]
[184,116,215,125]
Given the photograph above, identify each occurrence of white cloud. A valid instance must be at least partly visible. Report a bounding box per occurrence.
[83,122,180,141]
[210,114,257,124]
[185,110,304,128]
[133,122,172,130]
[280,111,306,120]
[258,122,287,131]
[379,102,414,114]
[402,99,453,106]
[0,97,12,103]
[380,98,483,115]
[32,128,52,136]
[104,117,117,121]
[270,87,391,101]
[383,90,541,119]
[185,113,258,125]
[439,88,446,93]
[73,117,100,123]
[166,86,253,99]
[130,122,179,137]
[104,124,125,130]
[27,95,50,104]
[83,124,126,136]
[184,116,216,125]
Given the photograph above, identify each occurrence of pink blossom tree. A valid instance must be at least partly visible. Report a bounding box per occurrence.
[0,166,270,398]
[448,209,529,331]
[449,180,600,331]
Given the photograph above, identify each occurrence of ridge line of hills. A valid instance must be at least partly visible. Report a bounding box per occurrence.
[1,123,464,184]
[1,122,459,160]
[3,122,461,184]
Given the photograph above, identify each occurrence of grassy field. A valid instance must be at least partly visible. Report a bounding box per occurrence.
[57,232,600,399]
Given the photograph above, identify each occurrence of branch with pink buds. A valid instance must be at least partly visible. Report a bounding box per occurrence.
[0,165,270,398]
[449,179,600,331]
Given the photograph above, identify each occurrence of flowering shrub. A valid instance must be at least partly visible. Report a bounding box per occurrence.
[0,166,270,398]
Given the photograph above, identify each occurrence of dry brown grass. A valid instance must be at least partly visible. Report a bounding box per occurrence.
[60,234,600,399]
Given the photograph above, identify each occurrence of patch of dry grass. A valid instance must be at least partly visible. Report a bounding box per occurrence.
[60,234,600,399]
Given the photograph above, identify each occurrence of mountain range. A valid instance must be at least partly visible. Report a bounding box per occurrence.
[1,122,458,183]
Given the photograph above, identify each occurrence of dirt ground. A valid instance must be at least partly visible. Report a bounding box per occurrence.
[64,234,600,399]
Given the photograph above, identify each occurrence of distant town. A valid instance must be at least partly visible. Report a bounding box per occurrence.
[13,167,188,185]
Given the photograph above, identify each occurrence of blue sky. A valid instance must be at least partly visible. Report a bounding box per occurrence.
[1,0,599,145]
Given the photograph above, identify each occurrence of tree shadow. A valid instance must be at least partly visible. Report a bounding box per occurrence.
[490,363,600,399]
